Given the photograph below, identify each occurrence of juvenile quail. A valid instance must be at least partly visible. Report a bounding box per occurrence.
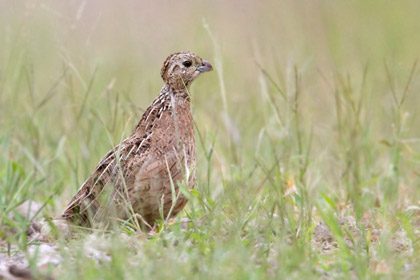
[62,52,213,229]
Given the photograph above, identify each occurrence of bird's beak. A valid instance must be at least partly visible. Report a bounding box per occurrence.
[197,60,213,72]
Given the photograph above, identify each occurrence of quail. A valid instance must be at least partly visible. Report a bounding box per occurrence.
[62,52,213,229]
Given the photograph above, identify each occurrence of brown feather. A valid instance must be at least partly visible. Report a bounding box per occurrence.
[62,52,212,228]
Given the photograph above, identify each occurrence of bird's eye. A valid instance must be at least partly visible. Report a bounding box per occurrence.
[183,60,192,67]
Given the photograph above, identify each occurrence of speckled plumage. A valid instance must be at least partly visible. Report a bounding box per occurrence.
[62,52,212,228]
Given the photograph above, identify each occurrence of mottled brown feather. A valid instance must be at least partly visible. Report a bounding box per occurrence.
[62,52,212,228]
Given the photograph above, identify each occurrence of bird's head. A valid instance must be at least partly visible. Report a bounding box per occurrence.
[160,51,213,89]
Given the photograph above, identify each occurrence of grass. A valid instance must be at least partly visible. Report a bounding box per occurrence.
[2,0,420,279]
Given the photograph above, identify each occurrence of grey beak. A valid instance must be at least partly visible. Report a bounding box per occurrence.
[197,60,213,72]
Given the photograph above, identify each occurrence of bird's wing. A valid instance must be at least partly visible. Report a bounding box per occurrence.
[61,139,135,222]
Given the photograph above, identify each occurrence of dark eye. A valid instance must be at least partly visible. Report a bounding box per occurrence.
[183,60,192,67]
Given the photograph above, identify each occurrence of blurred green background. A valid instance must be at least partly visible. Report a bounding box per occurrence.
[1,0,420,278]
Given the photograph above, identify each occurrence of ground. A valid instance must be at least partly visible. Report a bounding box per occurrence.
[2,1,420,279]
